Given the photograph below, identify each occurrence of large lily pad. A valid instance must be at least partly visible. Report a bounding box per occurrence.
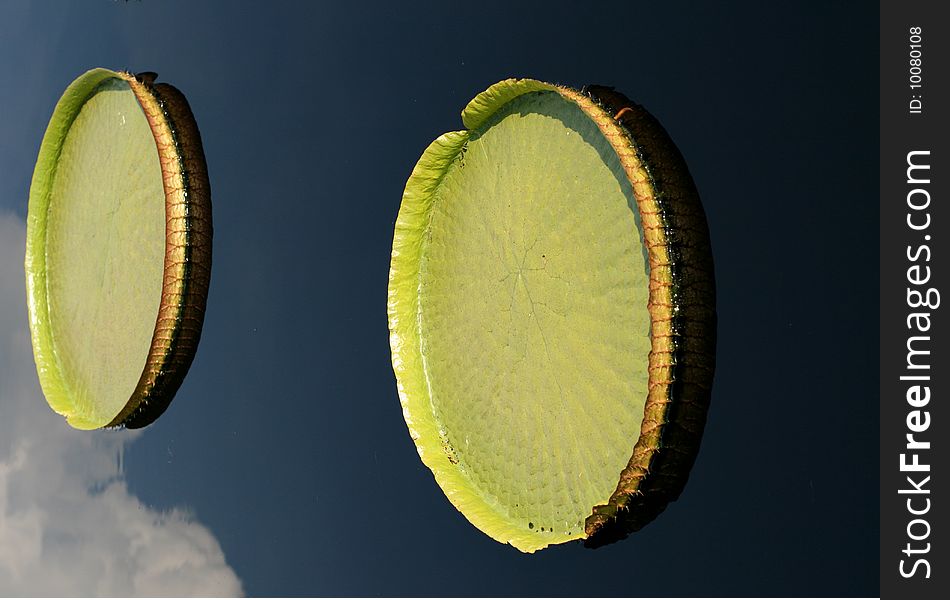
[388,79,715,552]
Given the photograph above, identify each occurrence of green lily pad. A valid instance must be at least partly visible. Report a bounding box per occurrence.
[25,68,212,430]
[388,79,715,552]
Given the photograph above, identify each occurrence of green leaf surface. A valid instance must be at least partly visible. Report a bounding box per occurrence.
[390,81,652,552]
[26,69,165,429]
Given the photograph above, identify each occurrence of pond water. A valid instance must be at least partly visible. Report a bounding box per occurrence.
[0,1,878,596]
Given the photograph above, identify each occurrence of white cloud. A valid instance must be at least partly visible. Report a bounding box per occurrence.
[0,212,243,596]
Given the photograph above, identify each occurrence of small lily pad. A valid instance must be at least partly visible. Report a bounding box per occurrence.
[25,68,212,430]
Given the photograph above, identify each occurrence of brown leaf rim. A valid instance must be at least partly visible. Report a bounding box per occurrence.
[105,72,213,428]
[572,85,717,547]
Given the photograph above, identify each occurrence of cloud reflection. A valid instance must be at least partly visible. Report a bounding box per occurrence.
[0,212,242,596]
